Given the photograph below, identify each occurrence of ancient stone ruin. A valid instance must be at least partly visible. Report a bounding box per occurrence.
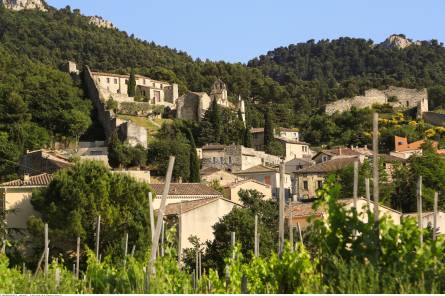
[325,86,428,118]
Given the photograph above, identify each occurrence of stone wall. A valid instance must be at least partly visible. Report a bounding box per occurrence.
[84,66,147,147]
[325,86,428,115]
[1,0,46,11]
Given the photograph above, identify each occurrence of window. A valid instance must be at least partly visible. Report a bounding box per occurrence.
[125,79,129,85]
[264,175,271,185]
[220,157,224,164]
[322,155,328,163]
[317,180,323,189]
[228,156,232,164]
[107,78,110,83]
[303,181,308,190]
[143,79,146,85]
[114,78,118,84]
[212,157,217,163]
[97,78,101,83]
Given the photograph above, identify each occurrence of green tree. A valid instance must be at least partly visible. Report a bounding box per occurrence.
[204,189,278,273]
[29,161,153,264]
[263,107,274,153]
[128,68,136,97]
[184,128,200,182]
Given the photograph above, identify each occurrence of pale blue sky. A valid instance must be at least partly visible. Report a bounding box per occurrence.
[46,0,445,63]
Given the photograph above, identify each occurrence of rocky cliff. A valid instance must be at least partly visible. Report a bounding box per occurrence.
[88,15,115,29]
[380,34,420,49]
[1,0,46,11]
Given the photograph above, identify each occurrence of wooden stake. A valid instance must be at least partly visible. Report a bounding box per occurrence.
[372,113,380,225]
[178,201,182,262]
[417,176,423,245]
[34,240,49,277]
[55,267,61,287]
[289,208,294,252]
[231,231,236,259]
[434,191,438,241]
[76,237,80,279]
[131,245,136,257]
[44,223,48,276]
[365,178,371,207]
[278,161,285,255]
[195,251,199,280]
[149,192,155,244]
[198,251,202,279]
[254,214,259,256]
[161,221,165,257]
[353,160,359,209]
[95,215,101,260]
[148,156,175,274]
[124,232,129,266]
[297,222,303,244]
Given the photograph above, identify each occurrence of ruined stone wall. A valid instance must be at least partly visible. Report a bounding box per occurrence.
[177,92,199,121]
[118,122,147,148]
[84,67,118,139]
[325,86,428,115]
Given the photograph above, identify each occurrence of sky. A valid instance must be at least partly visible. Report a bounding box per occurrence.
[46,0,445,63]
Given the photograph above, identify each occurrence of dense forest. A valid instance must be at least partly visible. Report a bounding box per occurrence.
[1,3,445,179]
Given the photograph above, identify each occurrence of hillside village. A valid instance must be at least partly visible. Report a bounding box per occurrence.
[2,0,445,293]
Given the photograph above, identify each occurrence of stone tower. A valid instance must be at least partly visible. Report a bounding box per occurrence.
[210,79,229,107]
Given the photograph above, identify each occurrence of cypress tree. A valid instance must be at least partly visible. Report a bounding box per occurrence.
[264,108,274,153]
[185,128,200,182]
[243,126,252,148]
[210,98,222,143]
[128,68,136,97]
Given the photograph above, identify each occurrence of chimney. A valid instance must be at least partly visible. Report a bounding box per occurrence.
[178,176,183,184]
[23,174,30,182]
[339,147,342,155]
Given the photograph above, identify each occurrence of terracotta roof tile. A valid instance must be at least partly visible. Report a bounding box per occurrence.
[1,173,53,187]
[163,197,241,216]
[235,165,278,174]
[224,178,270,189]
[149,183,223,197]
[297,157,359,174]
[286,201,325,218]
[250,127,264,134]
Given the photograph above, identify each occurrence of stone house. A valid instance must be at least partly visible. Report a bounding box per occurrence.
[390,136,445,159]
[234,165,292,199]
[200,167,241,187]
[312,147,371,164]
[250,127,311,160]
[163,197,241,251]
[0,174,52,234]
[20,149,72,176]
[91,71,178,105]
[286,197,402,230]
[201,144,281,173]
[275,137,312,161]
[223,179,272,204]
[294,157,361,199]
[149,183,223,209]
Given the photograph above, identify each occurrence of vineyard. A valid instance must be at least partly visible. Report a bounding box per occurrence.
[2,177,445,294]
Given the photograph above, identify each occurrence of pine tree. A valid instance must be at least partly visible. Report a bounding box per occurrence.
[128,68,136,97]
[264,108,274,153]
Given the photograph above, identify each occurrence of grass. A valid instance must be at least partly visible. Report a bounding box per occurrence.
[117,115,172,132]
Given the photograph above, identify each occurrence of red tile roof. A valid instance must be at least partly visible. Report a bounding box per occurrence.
[297,157,359,174]
[224,178,271,189]
[149,183,223,197]
[1,173,53,187]
[235,165,278,174]
[163,197,241,216]
[286,202,325,218]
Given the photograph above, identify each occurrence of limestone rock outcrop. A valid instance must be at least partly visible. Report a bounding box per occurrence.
[88,16,115,29]
[380,34,415,49]
[1,0,46,11]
